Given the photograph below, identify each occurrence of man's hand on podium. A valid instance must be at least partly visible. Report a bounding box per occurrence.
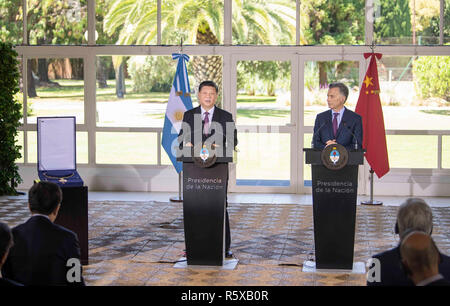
[325,139,338,146]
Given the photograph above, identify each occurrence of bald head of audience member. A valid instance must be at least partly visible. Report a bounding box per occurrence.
[400,231,441,285]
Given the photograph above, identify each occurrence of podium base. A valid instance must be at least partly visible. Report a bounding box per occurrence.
[361,200,383,205]
[174,257,239,270]
[302,260,366,274]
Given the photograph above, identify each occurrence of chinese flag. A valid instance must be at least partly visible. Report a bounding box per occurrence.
[355,53,390,178]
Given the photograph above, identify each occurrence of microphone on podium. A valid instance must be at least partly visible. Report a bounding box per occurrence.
[311,122,326,149]
[342,121,359,150]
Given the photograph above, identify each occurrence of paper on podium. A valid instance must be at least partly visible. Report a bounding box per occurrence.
[37,117,76,171]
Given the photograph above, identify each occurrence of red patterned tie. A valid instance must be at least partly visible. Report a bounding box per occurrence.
[204,111,210,136]
[332,113,339,138]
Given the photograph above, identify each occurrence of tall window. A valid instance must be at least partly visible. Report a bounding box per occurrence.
[374,0,441,45]
[27,0,87,45]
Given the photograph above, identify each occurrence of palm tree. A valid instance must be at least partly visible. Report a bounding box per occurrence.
[103,0,296,102]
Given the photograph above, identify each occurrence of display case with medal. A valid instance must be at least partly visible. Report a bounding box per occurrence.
[36,116,88,265]
[37,116,84,187]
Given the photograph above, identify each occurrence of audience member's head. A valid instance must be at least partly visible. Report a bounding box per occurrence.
[396,198,433,239]
[0,222,13,269]
[28,181,62,222]
[400,231,441,285]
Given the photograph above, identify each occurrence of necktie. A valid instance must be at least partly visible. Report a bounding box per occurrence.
[204,111,210,136]
[332,113,339,138]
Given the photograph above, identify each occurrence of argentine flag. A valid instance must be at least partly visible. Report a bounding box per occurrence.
[162,53,193,173]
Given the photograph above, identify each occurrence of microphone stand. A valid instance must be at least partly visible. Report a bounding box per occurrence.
[361,168,383,205]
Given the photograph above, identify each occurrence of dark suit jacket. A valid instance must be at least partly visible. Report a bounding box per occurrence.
[313,107,363,150]
[0,277,23,286]
[426,278,450,286]
[367,246,450,286]
[1,216,85,286]
[178,106,238,158]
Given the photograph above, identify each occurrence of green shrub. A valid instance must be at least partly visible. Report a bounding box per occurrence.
[14,91,33,117]
[0,42,23,195]
[127,56,175,93]
[413,55,450,102]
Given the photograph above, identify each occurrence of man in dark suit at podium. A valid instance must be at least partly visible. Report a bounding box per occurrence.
[178,80,238,258]
[1,182,85,286]
[312,82,363,150]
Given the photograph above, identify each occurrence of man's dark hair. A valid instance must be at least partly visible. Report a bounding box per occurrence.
[329,82,349,102]
[198,80,218,93]
[0,222,13,261]
[28,181,62,215]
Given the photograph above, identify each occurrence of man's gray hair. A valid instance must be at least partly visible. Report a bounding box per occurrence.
[397,198,433,239]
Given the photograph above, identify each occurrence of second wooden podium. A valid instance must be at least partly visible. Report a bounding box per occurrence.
[304,145,364,270]
[178,155,232,266]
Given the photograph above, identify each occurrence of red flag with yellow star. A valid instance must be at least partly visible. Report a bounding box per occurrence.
[355,53,390,178]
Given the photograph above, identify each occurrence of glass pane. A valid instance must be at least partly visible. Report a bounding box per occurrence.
[76,132,88,164]
[374,0,440,45]
[161,0,223,45]
[303,133,312,184]
[237,60,291,125]
[377,56,450,130]
[161,144,172,166]
[28,131,88,164]
[27,0,87,45]
[27,132,36,163]
[304,60,360,126]
[16,131,24,163]
[96,132,157,164]
[97,55,172,128]
[236,132,290,185]
[96,55,222,127]
[443,136,450,169]
[27,58,85,124]
[386,135,437,168]
[0,0,23,45]
[300,0,364,45]
[232,0,295,45]
[98,0,156,45]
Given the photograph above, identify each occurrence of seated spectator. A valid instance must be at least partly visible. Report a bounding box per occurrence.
[367,198,450,286]
[0,222,22,286]
[1,182,85,286]
[400,231,450,286]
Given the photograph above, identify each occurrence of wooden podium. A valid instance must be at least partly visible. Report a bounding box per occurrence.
[178,156,231,266]
[304,147,364,270]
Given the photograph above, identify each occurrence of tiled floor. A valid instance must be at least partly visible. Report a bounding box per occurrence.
[0,192,449,286]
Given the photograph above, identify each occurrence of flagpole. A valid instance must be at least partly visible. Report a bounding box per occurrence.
[361,168,383,205]
[169,43,183,203]
[170,172,183,202]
